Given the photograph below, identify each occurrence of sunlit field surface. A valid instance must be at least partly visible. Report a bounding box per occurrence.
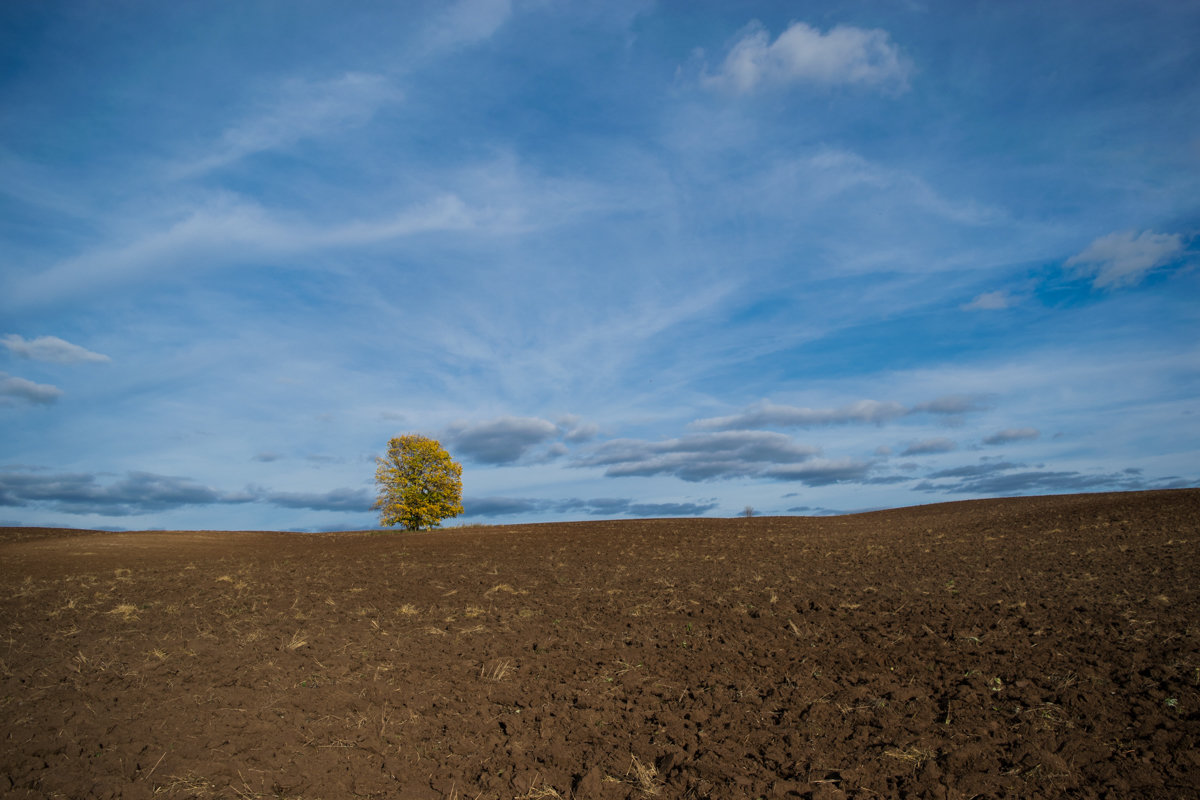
[3,490,1197,799]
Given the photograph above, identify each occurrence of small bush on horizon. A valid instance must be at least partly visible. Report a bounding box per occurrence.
[743,506,756,518]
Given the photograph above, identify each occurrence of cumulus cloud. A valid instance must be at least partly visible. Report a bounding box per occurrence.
[574,430,827,482]
[261,487,372,513]
[703,20,911,94]
[695,395,986,431]
[462,495,718,519]
[961,291,1014,311]
[462,496,544,517]
[1065,230,1185,288]
[442,414,600,465]
[695,399,906,430]
[0,373,62,405]
[762,458,873,485]
[2,334,110,364]
[983,428,1040,445]
[0,470,247,516]
[553,497,636,516]
[444,416,562,464]
[910,395,989,415]
[0,468,372,516]
[914,460,1188,496]
[627,501,719,517]
[785,504,845,516]
[558,415,600,443]
[901,438,957,456]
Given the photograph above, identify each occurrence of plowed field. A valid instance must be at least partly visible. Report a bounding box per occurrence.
[2,490,1198,799]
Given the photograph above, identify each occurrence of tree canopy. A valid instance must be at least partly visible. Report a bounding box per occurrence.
[374,435,463,530]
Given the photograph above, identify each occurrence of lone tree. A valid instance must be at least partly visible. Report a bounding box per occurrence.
[374,434,463,530]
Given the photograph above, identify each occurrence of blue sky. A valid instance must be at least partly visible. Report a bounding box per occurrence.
[2,0,1197,531]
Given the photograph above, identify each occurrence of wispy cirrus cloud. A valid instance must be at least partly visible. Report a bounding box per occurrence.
[1065,230,1185,289]
[426,0,512,51]
[962,290,1015,311]
[2,334,110,364]
[5,193,498,308]
[703,20,912,94]
[172,72,401,177]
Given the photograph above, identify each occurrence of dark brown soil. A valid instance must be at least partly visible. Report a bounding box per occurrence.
[2,490,1198,799]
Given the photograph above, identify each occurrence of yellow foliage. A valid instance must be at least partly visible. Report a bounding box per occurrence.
[374,434,464,530]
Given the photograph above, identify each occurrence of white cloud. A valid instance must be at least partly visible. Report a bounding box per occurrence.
[1065,230,1185,288]
[703,20,911,94]
[2,335,110,364]
[0,373,62,405]
[962,290,1014,311]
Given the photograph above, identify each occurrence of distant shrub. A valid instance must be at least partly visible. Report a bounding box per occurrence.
[743,505,756,518]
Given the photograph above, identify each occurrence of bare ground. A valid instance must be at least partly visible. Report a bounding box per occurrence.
[2,489,1198,799]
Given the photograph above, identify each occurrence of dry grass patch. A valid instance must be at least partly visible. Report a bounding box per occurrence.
[108,603,140,620]
[604,755,661,796]
[484,583,527,597]
[884,746,936,768]
[480,658,514,681]
[515,774,562,799]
